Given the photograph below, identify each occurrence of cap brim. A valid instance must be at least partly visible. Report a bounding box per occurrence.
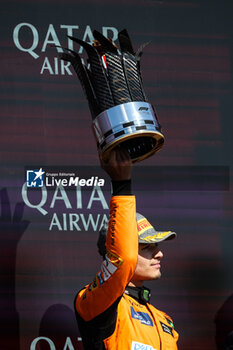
[138,231,176,244]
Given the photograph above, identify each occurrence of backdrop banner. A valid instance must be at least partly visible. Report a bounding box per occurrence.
[1,1,233,349]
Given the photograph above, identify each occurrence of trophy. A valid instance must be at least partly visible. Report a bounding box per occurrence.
[60,29,164,162]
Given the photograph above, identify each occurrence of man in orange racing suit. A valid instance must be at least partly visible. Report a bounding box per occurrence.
[74,148,179,349]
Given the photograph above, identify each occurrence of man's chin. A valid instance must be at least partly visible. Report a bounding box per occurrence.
[154,271,162,280]
[147,271,161,281]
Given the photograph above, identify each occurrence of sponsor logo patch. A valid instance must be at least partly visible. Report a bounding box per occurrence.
[160,322,174,337]
[131,341,157,350]
[106,250,123,267]
[137,218,153,235]
[130,306,153,326]
[91,277,98,290]
[97,272,104,286]
[88,276,99,292]
[101,262,112,281]
[101,256,119,282]
[105,256,118,274]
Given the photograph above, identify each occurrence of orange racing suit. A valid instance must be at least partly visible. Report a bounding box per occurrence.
[75,195,179,349]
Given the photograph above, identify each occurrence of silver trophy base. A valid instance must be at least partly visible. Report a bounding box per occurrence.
[92,101,164,162]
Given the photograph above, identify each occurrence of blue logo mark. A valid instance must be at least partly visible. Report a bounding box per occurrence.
[130,307,153,326]
[27,168,45,187]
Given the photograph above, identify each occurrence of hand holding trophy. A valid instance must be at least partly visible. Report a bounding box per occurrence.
[60,29,164,162]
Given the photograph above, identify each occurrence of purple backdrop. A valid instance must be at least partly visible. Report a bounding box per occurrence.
[1,1,233,349]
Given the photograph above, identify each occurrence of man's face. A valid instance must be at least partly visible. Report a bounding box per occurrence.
[130,243,163,287]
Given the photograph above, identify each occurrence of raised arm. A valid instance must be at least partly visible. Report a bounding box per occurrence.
[75,147,138,321]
